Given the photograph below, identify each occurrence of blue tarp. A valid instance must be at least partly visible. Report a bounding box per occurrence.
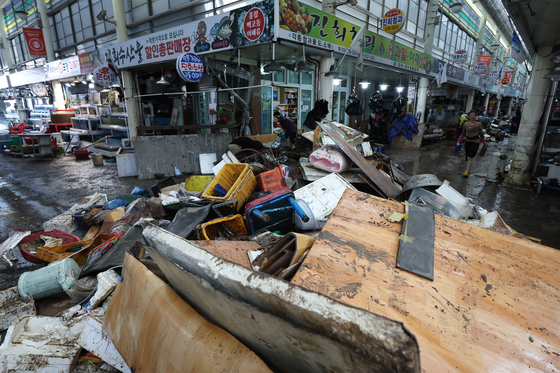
[388,114,419,142]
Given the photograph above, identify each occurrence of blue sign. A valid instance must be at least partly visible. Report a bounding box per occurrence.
[176,52,204,82]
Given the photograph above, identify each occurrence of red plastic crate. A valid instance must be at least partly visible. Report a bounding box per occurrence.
[255,166,287,193]
[74,149,90,160]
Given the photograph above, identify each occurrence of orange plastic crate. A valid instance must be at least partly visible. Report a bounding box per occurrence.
[255,166,287,193]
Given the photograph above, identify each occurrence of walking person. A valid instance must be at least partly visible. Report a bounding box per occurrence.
[274,111,297,149]
[456,111,488,177]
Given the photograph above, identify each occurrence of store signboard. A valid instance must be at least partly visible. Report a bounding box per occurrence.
[382,8,405,34]
[176,52,204,82]
[93,66,117,87]
[452,50,468,64]
[279,2,437,75]
[79,53,95,74]
[444,63,465,81]
[488,70,499,79]
[107,0,273,69]
[46,56,81,80]
[474,55,492,75]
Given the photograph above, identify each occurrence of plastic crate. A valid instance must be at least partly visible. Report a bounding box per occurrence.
[67,232,119,266]
[256,166,287,193]
[73,148,90,160]
[185,175,214,192]
[202,163,256,211]
[19,230,81,264]
[36,239,93,263]
[201,214,248,240]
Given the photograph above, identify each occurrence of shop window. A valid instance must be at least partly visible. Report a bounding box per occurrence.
[288,70,299,84]
[273,71,284,83]
[301,72,312,85]
[152,0,171,15]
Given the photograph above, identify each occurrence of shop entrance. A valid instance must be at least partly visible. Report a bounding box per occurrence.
[332,76,350,125]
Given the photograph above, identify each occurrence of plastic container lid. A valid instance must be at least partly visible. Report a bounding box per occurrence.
[294,199,317,231]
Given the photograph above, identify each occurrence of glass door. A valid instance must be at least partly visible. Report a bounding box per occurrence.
[261,87,272,134]
[332,77,349,125]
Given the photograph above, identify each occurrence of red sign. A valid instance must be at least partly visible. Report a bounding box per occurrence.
[243,8,265,41]
[474,55,492,75]
[23,28,47,57]
[79,53,95,74]
[501,71,514,85]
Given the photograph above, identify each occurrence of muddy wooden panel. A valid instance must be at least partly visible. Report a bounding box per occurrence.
[142,224,421,373]
[191,240,260,269]
[103,253,272,373]
[291,188,560,372]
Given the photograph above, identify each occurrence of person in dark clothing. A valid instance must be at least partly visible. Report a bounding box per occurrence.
[510,111,521,134]
[229,136,263,153]
[274,111,297,148]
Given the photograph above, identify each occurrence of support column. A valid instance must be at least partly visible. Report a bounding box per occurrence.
[113,0,139,138]
[319,57,333,121]
[494,95,502,117]
[506,46,554,186]
[483,94,490,115]
[37,0,55,62]
[472,16,487,66]
[416,0,438,129]
[465,94,474,112]
[0,15,14,70]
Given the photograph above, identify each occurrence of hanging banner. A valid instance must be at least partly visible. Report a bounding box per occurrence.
[108,0,273,69]
[511,29,529,64]
[474,55,492,75]
[176,52,204,82]
[23,28,47,57]
[79,53,95,74]
[93,66,117,87]
[452,50,468,64]
[512,82,519,88]
[523,83,528,89]
[382,9,405,34]
[279,1,438,75]
[501,70,514,85]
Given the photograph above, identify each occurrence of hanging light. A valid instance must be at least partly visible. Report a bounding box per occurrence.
[233,48,250,78]
[379,84,388,91]
[333,78,342,86]
[264,44,283,74]
[156,63,170,85]
[325,51,340,78]
[449,2,463,14]
[296,44,314,73]
[359,80,371,88]
[396,86,405,93]
[14,9,28,21]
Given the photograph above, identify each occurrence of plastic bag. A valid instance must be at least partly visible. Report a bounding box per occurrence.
[103,199,129,210]
[345,95,364,116]
[454,143,462,153]
[130,187,150,197]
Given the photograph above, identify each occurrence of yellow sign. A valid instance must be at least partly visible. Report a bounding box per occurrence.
[382,8,405,34]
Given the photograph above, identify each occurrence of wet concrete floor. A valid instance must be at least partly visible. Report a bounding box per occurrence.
[387,138,560,249]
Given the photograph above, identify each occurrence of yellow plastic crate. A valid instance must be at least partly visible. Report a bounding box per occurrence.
[185,175,214,192]
[201,214,248,240]
[202,163,256,211]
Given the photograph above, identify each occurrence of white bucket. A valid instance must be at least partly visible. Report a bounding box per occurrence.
[18,258,81,301]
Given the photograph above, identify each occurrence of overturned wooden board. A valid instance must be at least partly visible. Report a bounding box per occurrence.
[191,240,261,269]
[103,253,272,373]
[0,286,35,331]
[291,188,560,372]
[142,225,420,373]
[319,121,400,198]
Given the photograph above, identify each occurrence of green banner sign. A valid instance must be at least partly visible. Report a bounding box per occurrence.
[278,0,437,74]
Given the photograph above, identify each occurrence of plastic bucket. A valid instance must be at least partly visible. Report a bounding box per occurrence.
[92,153,103,167]
[18,258,81,301]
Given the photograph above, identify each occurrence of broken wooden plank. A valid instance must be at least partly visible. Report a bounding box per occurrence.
[291,188,560,372]
[103,253,272,373]
[319,121,401,198]
[0,286,36,331]
[142,224,421,373]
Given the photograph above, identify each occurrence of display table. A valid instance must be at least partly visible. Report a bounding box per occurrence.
[18,134,54,161]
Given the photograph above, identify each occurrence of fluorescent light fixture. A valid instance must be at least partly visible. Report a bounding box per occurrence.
[359,80,371,88]
[450,2,463,13]
[379,84,389,91]
[396,86,405,93]
[333,78,342,86]
[88,83,95,89]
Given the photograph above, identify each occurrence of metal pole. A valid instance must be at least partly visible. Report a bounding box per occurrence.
[37,0,55,62]
[0,14,14,70]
